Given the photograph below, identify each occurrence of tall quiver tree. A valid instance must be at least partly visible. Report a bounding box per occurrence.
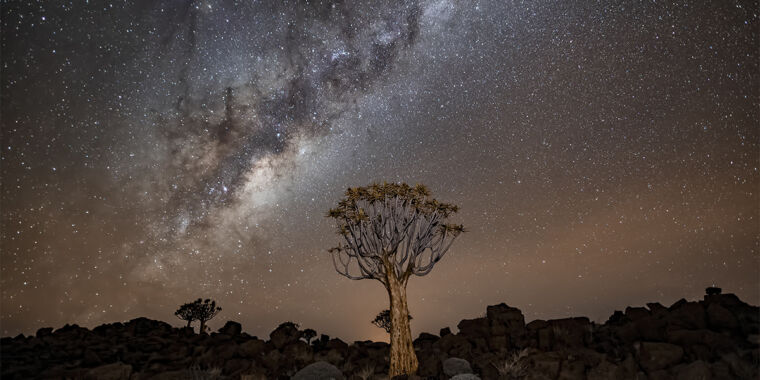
[327,183,464,376]
[194,298,222,334]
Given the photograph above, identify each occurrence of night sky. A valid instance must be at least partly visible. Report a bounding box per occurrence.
[1,0,758,343]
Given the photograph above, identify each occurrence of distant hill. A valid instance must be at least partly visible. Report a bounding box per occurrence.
[1,289,757,379]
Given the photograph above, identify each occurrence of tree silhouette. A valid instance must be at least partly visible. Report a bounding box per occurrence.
[174,298,221,334]
[327,182,464,376]
[302,328,317,344]
[372,309,412,334]
[174,302,197,328]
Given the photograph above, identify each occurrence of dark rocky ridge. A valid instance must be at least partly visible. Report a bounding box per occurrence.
[1,290,757,379]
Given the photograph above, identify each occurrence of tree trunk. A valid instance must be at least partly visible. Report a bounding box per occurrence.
[199,320,207,335]
[387,274,418,377]
[186,320,192,328]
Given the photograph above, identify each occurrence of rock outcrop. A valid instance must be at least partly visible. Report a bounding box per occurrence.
[1,290,757,379]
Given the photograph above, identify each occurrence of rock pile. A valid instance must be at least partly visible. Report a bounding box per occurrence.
[1,291,757,379]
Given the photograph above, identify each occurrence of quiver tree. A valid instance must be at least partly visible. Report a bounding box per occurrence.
[327,182,464,376]
[372,309,412,334]
[175,298,222,334]
[174,302,196,328]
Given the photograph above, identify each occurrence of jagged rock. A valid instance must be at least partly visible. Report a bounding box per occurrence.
[526,320,548,331]
[292,361,345,380]
[625,307,650,320]
[85,362,132,380]
[487,303,525,330]
[647,303,668,316]
[443,357,473,377]
[440,327,452,337]
[218,321,242,336]
[458,318,490,340]
[638,342,684,372]
[547,317,592,348]
[413,332,438,351]
[35,327,53,338]
[269,322,302,349]
[434,333,472,358]
[706,303,738,331]
[667,301,706,330]
[606,310,628,326]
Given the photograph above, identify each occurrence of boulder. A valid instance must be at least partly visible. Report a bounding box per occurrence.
[720,352,757,379]
[706,303,738,331]
[413,332,438,351]
[283,340,314,365]
[667,301,706,330]
[625,307,650,320]
[443,357,473,377]
[672,360,711,380]
[35,327,53,338]
[647,302,668,316]
[238,338,267,357]
[638,342,684,372]
[434,333,472,358]
[634,315,667,342]
[546,317,592,348]
[457,318,490,339]
[218,321,242,336]
[269,322,302,349]
[487,303,526,331]
[292,361,345,380]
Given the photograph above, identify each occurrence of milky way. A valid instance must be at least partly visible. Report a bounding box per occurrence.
[2,0,758,341]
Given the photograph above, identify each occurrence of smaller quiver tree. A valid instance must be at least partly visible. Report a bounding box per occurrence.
[372,309,412,334]
[174,302,196,328]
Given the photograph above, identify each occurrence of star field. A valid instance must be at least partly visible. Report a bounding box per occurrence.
[1,0,758,342]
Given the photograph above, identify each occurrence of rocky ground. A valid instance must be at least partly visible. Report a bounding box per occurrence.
[1,290,757,379]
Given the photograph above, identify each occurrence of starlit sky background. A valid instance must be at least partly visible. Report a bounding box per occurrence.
[1,0,758,342]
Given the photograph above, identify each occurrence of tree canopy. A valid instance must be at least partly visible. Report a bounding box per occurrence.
[327,182,465,285]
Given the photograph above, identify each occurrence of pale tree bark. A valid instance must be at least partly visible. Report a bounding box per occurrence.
[386,260,418,377]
